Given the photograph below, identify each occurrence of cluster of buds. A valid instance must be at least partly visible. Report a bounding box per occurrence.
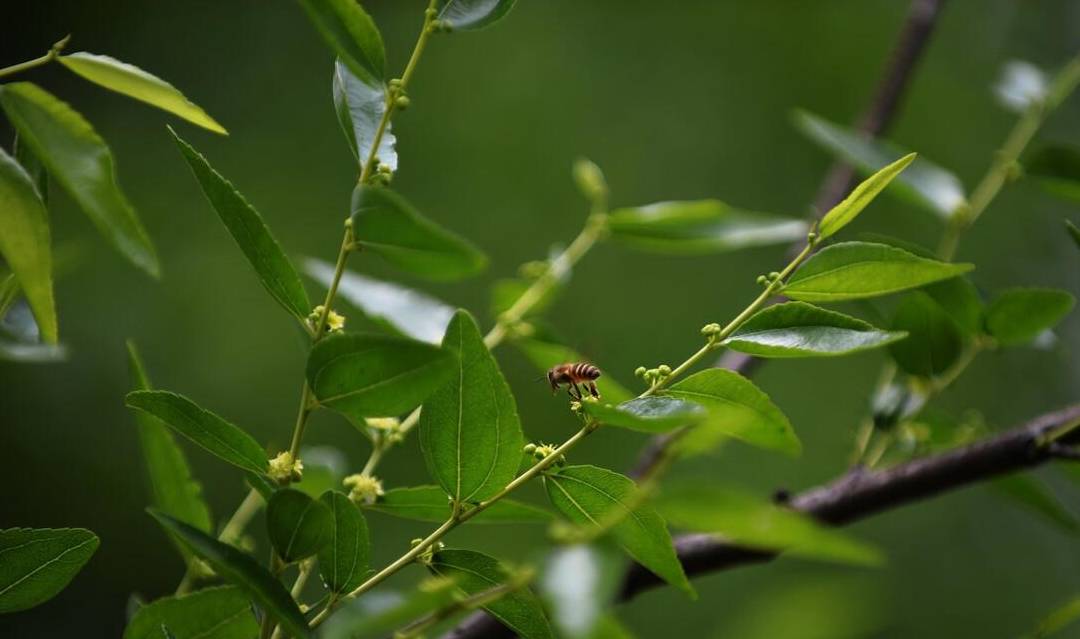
[413,538,446,566]
[700,322,722,341]
[268,451,303,484]
[307,305,346,334]
[423,8,453,33]
[364,417,405,444]
[343,473,385,505]
[755,271,783,287]
[523,442,565,466]
[368,160,394,186]
[634,364,672,386]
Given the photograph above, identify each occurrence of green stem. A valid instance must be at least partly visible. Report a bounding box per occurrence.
[218,487,263,543]
[0,35,69,80]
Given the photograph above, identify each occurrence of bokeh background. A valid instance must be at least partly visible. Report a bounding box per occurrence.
[2,0,1080,636]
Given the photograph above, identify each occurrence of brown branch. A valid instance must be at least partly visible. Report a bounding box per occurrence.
[444,404,1080,639]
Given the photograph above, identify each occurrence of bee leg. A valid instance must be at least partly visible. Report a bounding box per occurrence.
[588,382,600,398]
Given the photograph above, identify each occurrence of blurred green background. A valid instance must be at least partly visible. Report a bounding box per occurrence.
[2,0,1080,636]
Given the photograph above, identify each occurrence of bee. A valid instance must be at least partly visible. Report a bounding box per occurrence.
[547,362,601,400]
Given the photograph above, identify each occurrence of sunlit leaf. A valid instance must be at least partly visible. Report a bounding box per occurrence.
[664,369,800,456]
[995,60,1048,113]
[782,242,973,302]
[171,128,311,322]
[305,259,453,344]
[607,200,806,254]
[888,292,964,377]
[0,528,99,613]
[420,310,524,503]
[540,544,625,639]
[817,153,916,239]
[148,511,310,638]
[794,110,965,217]
[438,0,518,30]
[543,465,693,596]
[581,397,706,433]
[0,82,158,276]
[658,485,883,566]
[298,0,385,84]
[990,474,1079,535]
[59,52,226,134]
[0,146,56,343]
[125,390,269,475]
[351,186,487,280]
[429,549,553,639]
[332,59,395,172]
[1025,593,1080,639]
[122,586,257,639]
[318,491,370,593]
[306,332,457,419]
[985,288,1075,346]
[723,302,905,358]
[266,489,333,563]
[366,486,550,524]
[13,132,47,204]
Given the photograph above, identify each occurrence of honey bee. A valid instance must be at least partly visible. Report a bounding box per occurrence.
[547,362,601,400]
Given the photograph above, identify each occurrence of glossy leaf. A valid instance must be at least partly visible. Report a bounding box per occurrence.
[607,200,806,254]
[540,544,625,639]
[818,153,916,239]
[266,489,333,562]
[306,259,453,344]
[126,342,213,564]
[0,146,56,343]
[0,82,158,276]
[0,528,99,613]
[171,129,311,322]
[59,52,226,134]
[306,332,457,419]
[351,186,487,280]
[122,586,257,639]
[543,465,693,596]
[658,485,883,566]
[430,549,553,639]
[581,397,706,433]
[125,390,269,475]
[332,60,395,172]
[298,0,385,83]
[366,486,551,524]
[782,242,973,302]
[887,293,963,377]
[794,110,965,216]
[318,490,370,593]
[984,288,1075,346]
[723,302,905,358]
[148,511,310,638]
[512,330,634,404]
[438,0,518,30]
[991,474,1079,534]
[420,310,524,502]
[664,369,800,456]
[1026,146,1080,202]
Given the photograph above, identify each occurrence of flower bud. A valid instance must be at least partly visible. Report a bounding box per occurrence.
[658,364,672,376]
[700,323,722,336]
[268,451,303,484]
[343,473,385,505]
[572,157,608,202]
[394,94,411,110]
[634,366,647,377]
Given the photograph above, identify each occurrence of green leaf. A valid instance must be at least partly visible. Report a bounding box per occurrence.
[715,576,885,639]
[148,510,311,639]
[782,242,973,302]
[58,52,226,134]
[794,110,965,217]
[607,200,807,255]
[170,129,311,322]
[1026,146,1080,202]
[13,132,47,204]
[420,310,524,503]
[297,0,385,83]
[887,293,964,377]
[318,490,370,593]
[332,60,395,172]
[922,276,984,335]
[438,0,518,30]
[984,288,1076,346]
[0,146,56,343]
[723,302,905,358]
[126,342,213,563]
[664,369,800,456]
[305,259,453,344]
[512,329,634,404]
[543,465,693,596]
[0,528,99,613]
[0,337,67,363]
[658,485,883,567]
[1067,219,1080,249]
[124,390,269,475]
[306,332,457,419]
[266,489,333,563]
[581,397,706,433]
[351,186,487,280]
[991,474,1079,534]
[817,153,916,239]
[319,577,458,639]
[366,486,551,524]
[490,277,561,320]
[430,549,553,639]
[122,586,257,639]
[1026,594,1080,639]
[540,544,625,639]
[0,82,158,276]
[294,446,345,499]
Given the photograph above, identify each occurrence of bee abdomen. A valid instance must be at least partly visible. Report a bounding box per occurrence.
[572,363,601,380]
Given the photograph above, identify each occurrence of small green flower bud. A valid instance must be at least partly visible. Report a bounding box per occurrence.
[572,157,608,202]
[756,275,769,285]
[701,323,722,336]
[806,231,818,243]
[523,443,537,455]
[768,271,781,281]
[658,364,672,376]
[634,366,647,377]
[394,94,411,109]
